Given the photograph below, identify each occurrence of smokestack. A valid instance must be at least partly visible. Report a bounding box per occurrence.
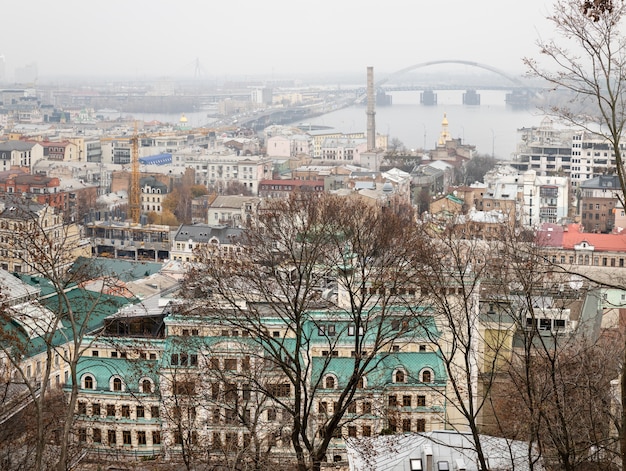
[366,66,376,151]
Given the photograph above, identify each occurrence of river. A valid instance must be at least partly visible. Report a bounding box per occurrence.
[304,90,548,160]
[104,90,548,160]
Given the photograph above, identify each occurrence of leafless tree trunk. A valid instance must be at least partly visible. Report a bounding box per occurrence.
[526,1,626,466]
[182,193,420,471]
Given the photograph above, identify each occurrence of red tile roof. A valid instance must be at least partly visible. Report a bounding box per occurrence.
[561,224,626,252]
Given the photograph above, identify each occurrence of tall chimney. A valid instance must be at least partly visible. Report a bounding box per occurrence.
[366,66,376,151]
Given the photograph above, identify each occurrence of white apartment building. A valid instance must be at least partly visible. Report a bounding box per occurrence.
[515,118,573,177]
[171,150,272,195]
[484,166,569,227]
[570,131,623,187]
[266,134,311,158]
[320,137,367,161]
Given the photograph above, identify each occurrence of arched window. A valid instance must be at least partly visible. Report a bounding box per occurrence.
[422,370,432,383]
[112,377,122,391]
[84,375,94,389]
[325,376,335,389]
[395,369,405,383]
[142,379,152,393]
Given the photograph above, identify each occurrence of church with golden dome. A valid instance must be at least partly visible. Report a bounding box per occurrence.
[429,113,475,167]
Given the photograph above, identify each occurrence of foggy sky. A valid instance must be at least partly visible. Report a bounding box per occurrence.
[2,0,555,82]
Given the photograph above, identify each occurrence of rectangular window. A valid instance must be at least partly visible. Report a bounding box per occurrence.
[362,402,372,414]
[137,431,147,446]
[79,428,87,443]
[362,425,372,437]
[416,419,426,432]
[152,431,161,445]
[136,405,144,418]
[123,430,131,445]
[78,402,87,414]
[121,405,130,418]
[92,403,100,416]
[403,395,412,407]
[151,406,160,418]
[93,428,101,443]
[92,350,99,357]
[107,404,116,417]
[108,430,117,446]
[348,426,357,437]
[402,419,412,432]
[417,395,426,407]
[268,383,290,397]
[388,396,397,407]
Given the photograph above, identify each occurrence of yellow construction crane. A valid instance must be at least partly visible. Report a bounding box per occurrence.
[129,122,141,224]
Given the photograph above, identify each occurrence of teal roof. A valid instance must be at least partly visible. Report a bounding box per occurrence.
[312,352,446,389]
[15,274,65,297]
[72,257,162,282]
[446,194,465,205]
[1,288,133,358]
[73,357,159,392]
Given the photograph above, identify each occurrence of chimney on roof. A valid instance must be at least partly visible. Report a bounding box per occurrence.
[366,66,376,151]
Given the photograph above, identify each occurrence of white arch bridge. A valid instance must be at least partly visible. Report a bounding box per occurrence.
[356,60,539,106]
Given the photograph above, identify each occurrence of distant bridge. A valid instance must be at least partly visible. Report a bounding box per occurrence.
[355,59,537,105]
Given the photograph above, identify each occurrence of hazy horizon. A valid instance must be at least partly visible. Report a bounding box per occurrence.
[2,0,556,83]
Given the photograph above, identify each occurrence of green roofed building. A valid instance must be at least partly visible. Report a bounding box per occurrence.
[66,301,449,465]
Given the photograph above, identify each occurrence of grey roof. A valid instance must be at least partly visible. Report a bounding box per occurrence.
[579,174,621,190]
[173,223,244,244]
[210,195,260,209]
[140,176,168,192]
[0,269,40,305]
[0,141,38,152]
[346,431,543,471]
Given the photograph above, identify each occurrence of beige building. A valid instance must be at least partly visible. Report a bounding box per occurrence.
[0,200,88,274]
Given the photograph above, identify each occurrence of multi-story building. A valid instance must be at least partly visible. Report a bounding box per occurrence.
[68,301,448,465]
[307,130,366,158]
[40,140,79,162]
[537,222,626,268]
[140,176,168,215]
[579,175,622,233]
[207,195,261,227]
[258,179,324,198]
[0,140,43,170]
[266,134,311,158]
[171,151,272,194]
[84,221,171,262]
[320,137,367,161]
[483,166,569,227]
[0,199,88,274]
[170,224,244,263]
[514,118,573,176]
[570,131,623,187]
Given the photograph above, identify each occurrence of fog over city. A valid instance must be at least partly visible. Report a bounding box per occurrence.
[2,0,556,81]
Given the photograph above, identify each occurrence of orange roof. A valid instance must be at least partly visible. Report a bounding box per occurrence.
[562,224,626,252]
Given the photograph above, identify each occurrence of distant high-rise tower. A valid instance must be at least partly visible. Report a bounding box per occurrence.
[366,66,376,151]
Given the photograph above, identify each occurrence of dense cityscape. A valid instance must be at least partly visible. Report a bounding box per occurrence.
[2,1,626,471]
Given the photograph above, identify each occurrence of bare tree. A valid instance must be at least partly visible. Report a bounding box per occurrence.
[525,1,626,465]
[0,200,130,471]
[182,193,420,471]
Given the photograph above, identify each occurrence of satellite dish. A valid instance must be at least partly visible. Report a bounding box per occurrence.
[569,275,583,291]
